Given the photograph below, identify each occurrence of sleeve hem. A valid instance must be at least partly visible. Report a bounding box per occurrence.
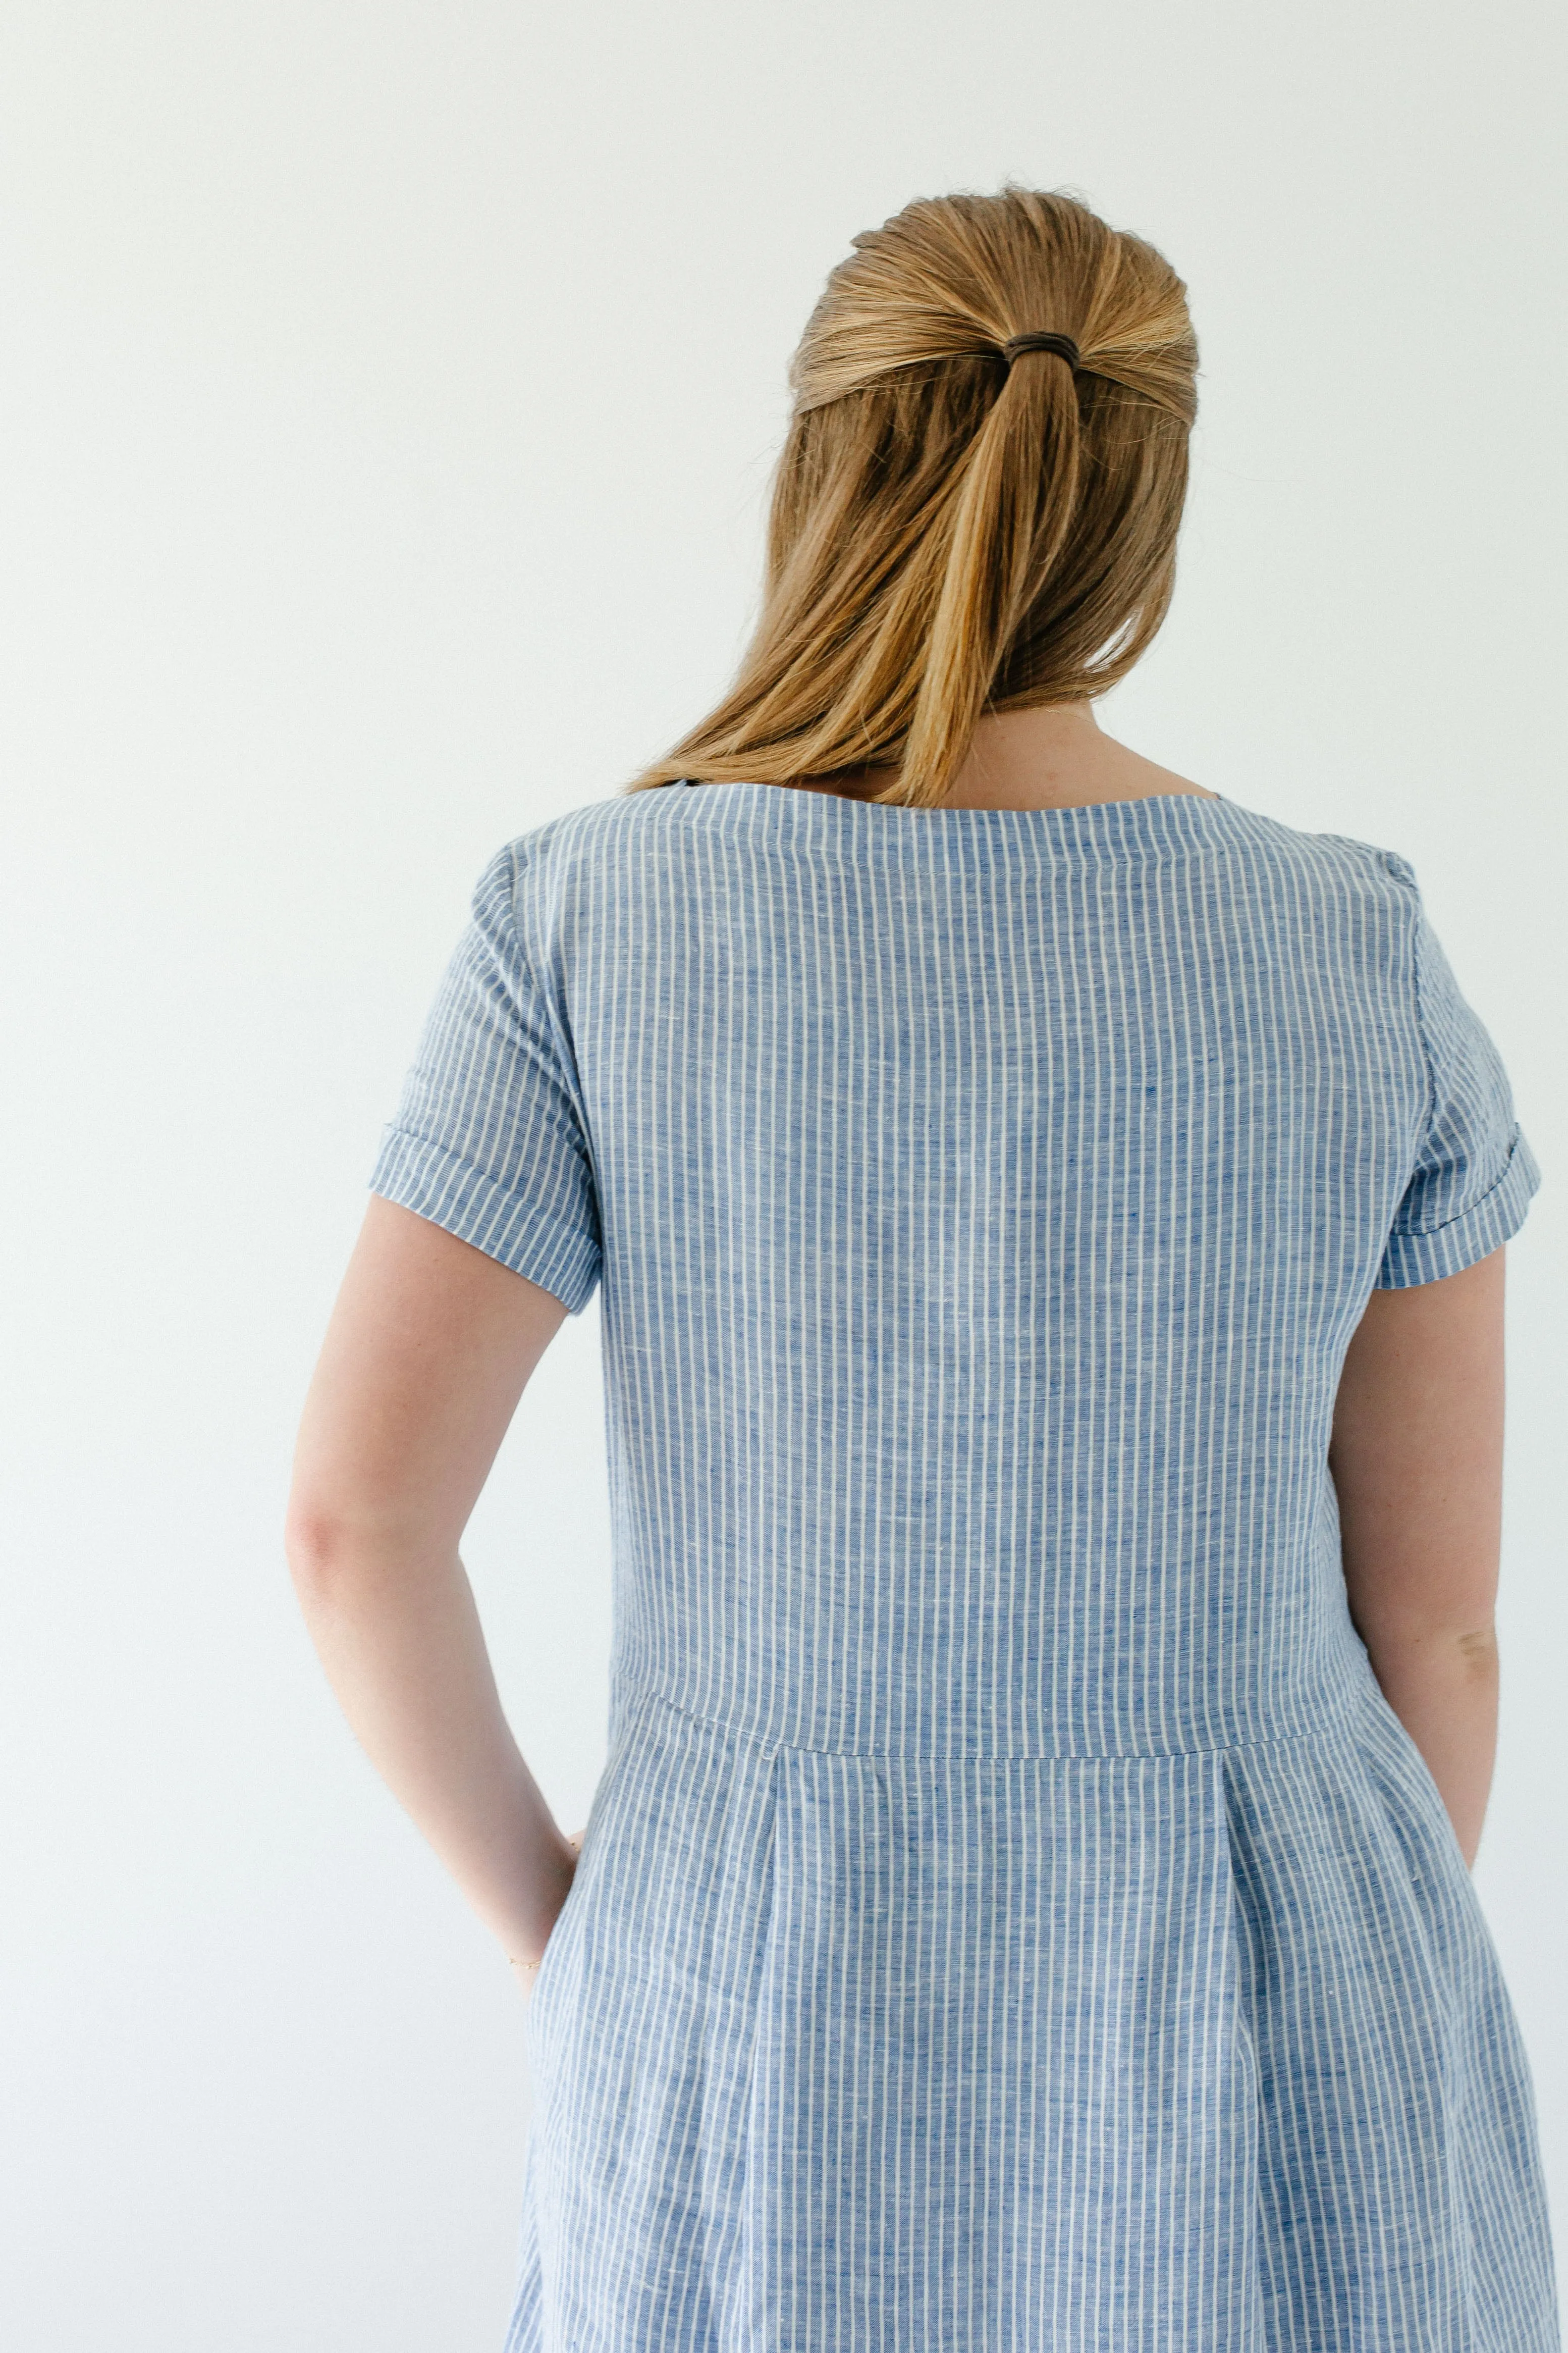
[1376,1127,1541,1289]
[368,1126,602,1314]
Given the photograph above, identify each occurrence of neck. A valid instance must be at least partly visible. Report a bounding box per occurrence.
[794,702,1217,811]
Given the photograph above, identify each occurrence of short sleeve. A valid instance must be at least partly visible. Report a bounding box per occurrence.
[368,844,603,1312]
[1376,886,1541,1289]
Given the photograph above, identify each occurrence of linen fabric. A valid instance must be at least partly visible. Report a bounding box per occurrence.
[370,781,1555,2353]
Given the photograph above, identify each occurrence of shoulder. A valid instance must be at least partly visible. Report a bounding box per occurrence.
[493,786,685,874]
[479,786,696,913]
[1212,799,1421,909]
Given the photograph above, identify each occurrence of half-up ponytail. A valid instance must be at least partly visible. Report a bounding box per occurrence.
[629,185,1198,809]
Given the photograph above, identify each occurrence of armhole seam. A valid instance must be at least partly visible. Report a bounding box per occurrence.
[1406,890,1439,1156]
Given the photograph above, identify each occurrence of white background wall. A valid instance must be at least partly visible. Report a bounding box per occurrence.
[2,3,1563,2344]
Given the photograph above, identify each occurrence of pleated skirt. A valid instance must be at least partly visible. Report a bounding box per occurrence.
[504,1672,1556,2352]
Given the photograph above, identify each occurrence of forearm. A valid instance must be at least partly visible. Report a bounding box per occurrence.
[289,1537,574,1964]
[1359,1619,1498,1868]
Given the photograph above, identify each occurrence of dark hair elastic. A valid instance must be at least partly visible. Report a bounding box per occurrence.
[1001,331,1082,371]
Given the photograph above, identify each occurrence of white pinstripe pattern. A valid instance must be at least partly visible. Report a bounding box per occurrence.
[371,782,1554,2351]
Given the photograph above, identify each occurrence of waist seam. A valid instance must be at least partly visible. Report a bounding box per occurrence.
[615,1670,1370,1767]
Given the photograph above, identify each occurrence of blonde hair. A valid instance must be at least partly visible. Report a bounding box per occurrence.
[627,185,1198,810]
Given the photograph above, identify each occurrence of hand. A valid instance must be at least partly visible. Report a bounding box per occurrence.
[511,1827,586,2000]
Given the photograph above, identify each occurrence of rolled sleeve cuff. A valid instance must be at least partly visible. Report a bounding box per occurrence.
[1376,1127,1542,1289]
[368,1126,603,1314]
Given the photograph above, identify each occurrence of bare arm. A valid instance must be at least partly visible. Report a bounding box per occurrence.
[285,1194,579,1982]
[1328,1246,1506,1867]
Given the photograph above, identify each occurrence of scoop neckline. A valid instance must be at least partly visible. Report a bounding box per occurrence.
[673,778,1230,820]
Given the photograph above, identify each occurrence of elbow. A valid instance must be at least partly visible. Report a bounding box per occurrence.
[283,1491,395,1604]
[284,1490,447,1606]
[283,1499,357,1603]
[1355,1612,1499,1685]
[1452,1623,1500,1681]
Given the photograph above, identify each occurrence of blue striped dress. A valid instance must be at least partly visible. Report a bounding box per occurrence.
[370,780,1556,2353]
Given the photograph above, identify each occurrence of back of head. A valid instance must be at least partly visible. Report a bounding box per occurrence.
[631,185,1199,809]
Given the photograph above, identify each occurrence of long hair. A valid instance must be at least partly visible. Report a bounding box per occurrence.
[627,185,1198,810]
